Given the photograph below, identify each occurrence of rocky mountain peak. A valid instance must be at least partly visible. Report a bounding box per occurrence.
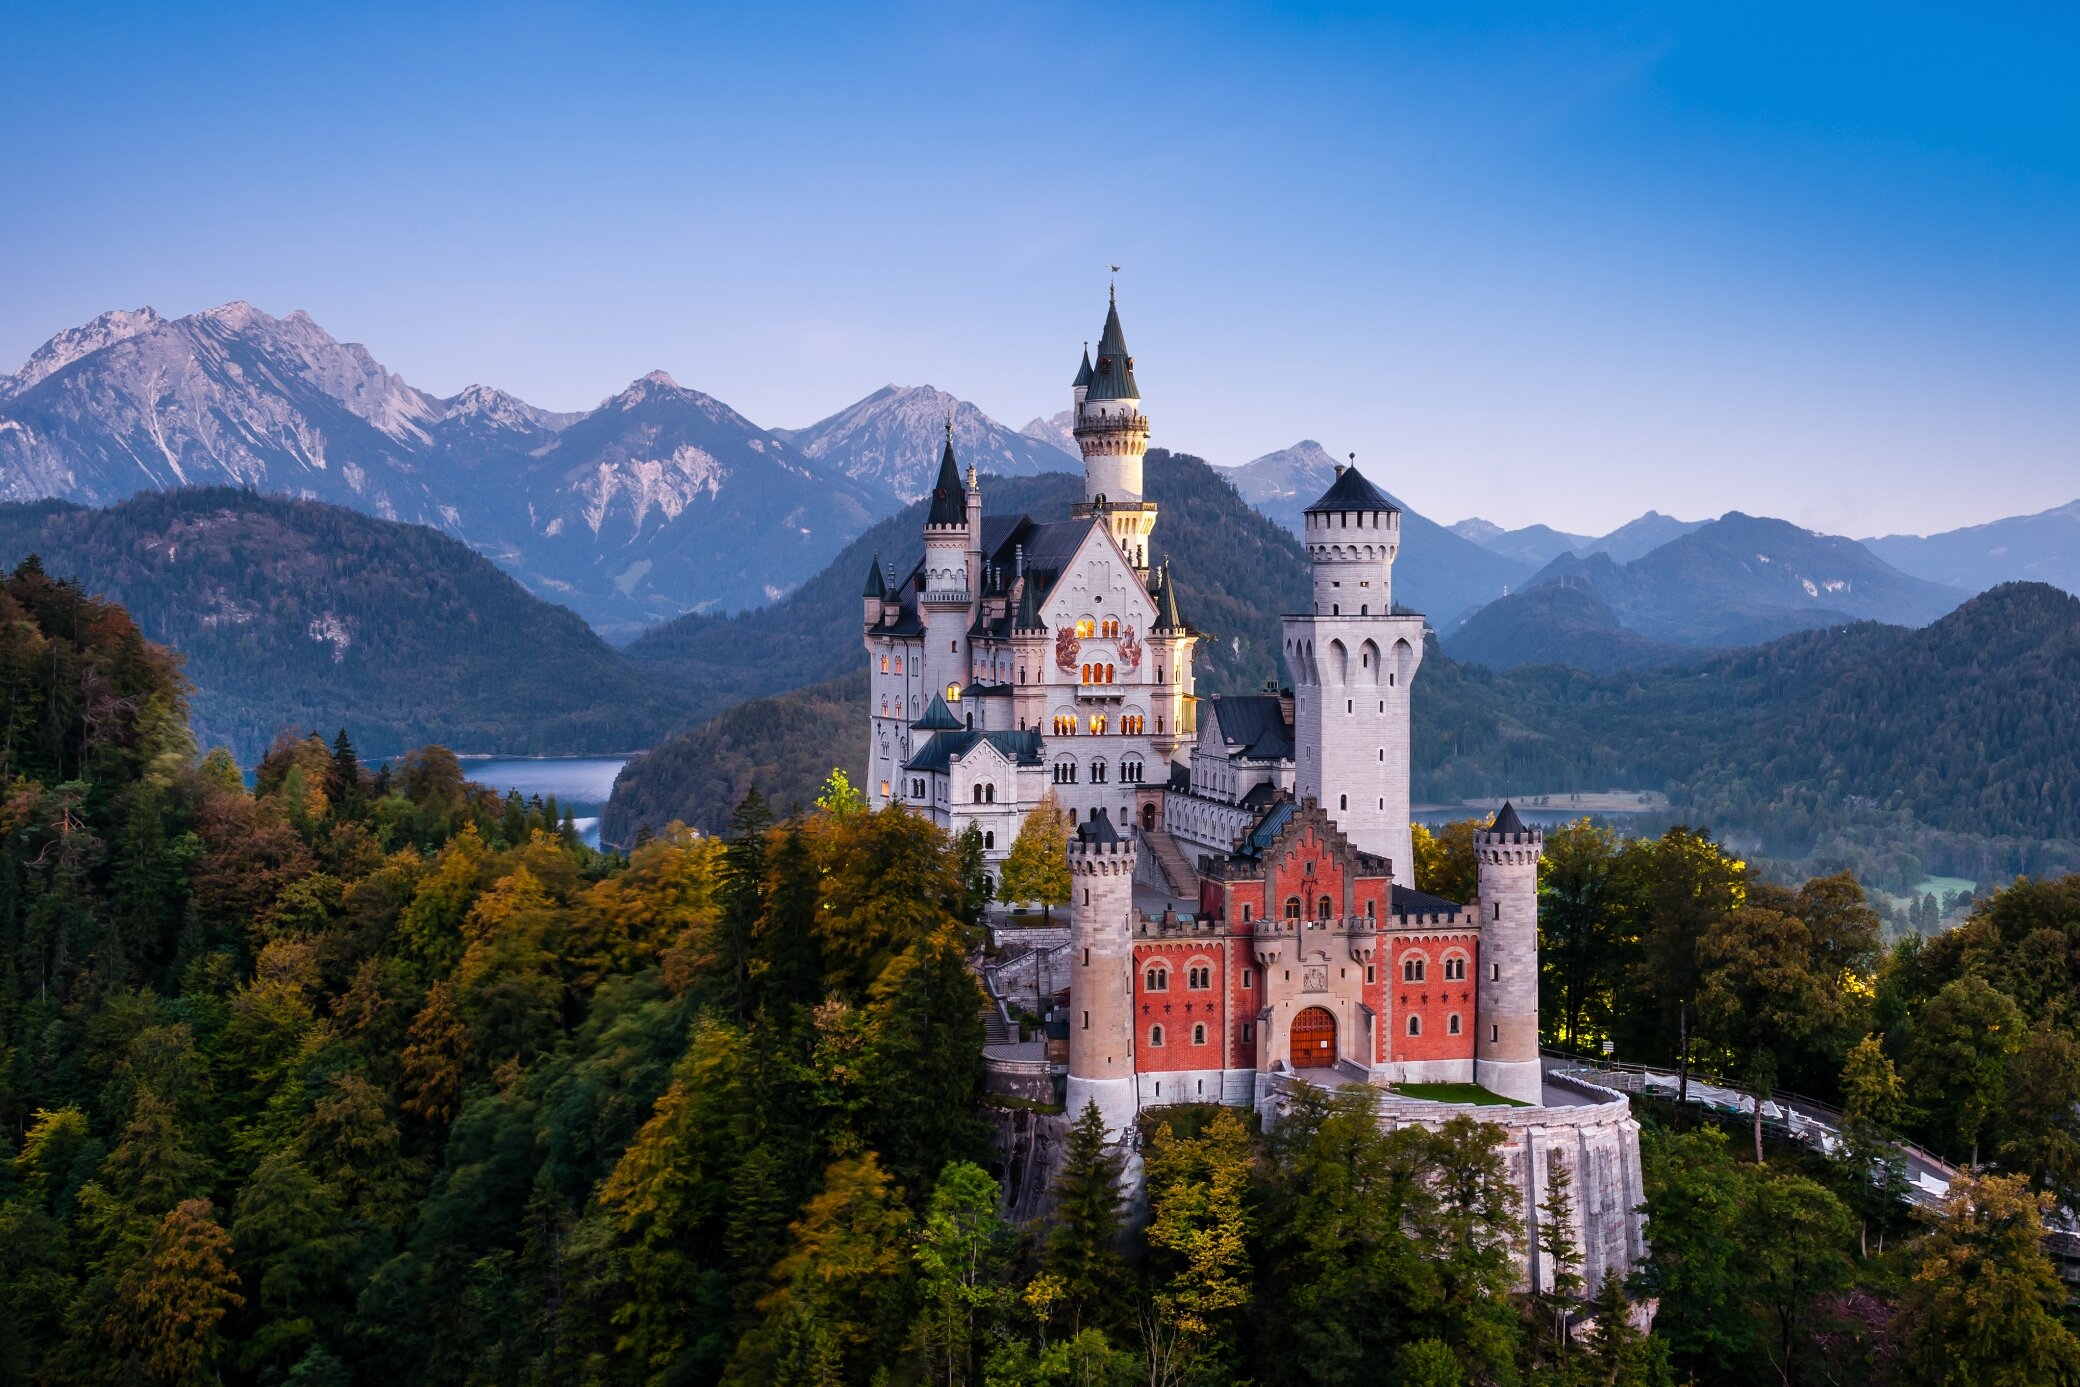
[4,306,164,398]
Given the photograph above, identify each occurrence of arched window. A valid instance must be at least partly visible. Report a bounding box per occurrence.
[1339,794,1347,810]
[1187,965,1211,990]
[1192,1023,1207,1046]
[1089,714,1107,734]
[1105,663,1114,683]
[1090,760,1108,784]
[1082,662,1091,684]
[985,784,995,803]
[984,831,994,849]
[1406,1015,1422,1037]
[1144,966,1169,992]
[1284,896,1302,920]
[1149,1024,1165,1046]
[880,655,889,672]
[1443,954,1466,981]
[1076,618,1095,638]
[946,682,961,702]
[1403,956,1426,983]
[1316,895,1333,919]
[1448,1013,1462,1036]
[972,786,983,803]
[894,655,903,673]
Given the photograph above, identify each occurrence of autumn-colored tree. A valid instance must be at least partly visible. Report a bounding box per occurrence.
[109,1198,244,1385]
[400,978,470,1126]
[1410,818,1479,905]
[1000,791,1071,924]
[1143,1107,1253,1387]
[1898,1171,2080,1387]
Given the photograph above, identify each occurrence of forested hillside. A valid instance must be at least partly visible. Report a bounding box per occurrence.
[610,584,2079,890]
[0,491,694,760]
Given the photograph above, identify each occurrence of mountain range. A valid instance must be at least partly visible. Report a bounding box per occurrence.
[0,489,693,761]
[1448,511,1706,567]
[1865,498,2080,601]
[1445,512,1968,671]
[0,303,1066,639]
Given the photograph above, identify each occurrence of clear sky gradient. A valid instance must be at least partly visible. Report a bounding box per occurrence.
[2,2,2074,536]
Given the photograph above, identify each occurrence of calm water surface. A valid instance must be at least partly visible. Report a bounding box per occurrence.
[459,756,630,848]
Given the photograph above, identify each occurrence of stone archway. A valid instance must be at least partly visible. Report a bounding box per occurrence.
[1141,803,1157,832]
[1291,1006,1337,1069]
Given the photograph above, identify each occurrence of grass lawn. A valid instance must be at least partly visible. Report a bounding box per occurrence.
[1389,1082,1530,1108]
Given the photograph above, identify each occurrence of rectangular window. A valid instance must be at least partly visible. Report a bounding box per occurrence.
[1491,1025,1499,1043]
[1241,1023,1254,1043]
[1366,965,1375,984]
[1242,968,1253,989]
[1082,1011,1089,1029]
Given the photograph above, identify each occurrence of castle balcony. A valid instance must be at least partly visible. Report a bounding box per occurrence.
[920,588,972,607]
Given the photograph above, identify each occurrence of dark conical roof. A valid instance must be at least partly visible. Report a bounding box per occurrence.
[1085,289,1140,401]
[911,692,964,732]
[1304,463,1398,515]
[1072,343,1092,389]
[1015,574,1046,631]
[1488,801,1528,836]
[1153,558,1188,632]
[1077,806,1121,845]
[862,552,887,599]
[925,422,966,527]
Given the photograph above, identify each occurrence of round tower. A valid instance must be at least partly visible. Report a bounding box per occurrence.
[1474,802,1544,1105]
[1072,288,1156,570]
[1065,809,1138,1141]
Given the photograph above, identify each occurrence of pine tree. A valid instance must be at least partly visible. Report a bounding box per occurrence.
[1535,1151,1583,1363]
[108,1198,244,1384]
[718,788,773,1023]
[1046,1102,1127,1330]
[328,728,363,816]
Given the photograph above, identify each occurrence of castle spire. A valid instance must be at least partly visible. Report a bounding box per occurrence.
[925,421,965,527]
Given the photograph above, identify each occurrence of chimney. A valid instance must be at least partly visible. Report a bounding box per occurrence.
[1278,687,1295,725]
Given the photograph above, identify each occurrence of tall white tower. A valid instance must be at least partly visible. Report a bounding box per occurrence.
[1071,289,1156,573]
[1281,463,1427,881]
[920,423,978,707]
[1065,809,1138,1140]
[1475,803,1544,1105]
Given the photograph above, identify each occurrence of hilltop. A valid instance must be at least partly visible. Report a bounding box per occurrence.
[0,489,695,761]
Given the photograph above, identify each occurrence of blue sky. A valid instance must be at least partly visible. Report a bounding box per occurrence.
[2,2,2075,536]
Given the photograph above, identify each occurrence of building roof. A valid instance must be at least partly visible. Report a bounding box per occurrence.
[1304,463,1398,515]
[910,692,965,732]
[1152,558,1189,632]
[1238,799,1295,857]
[1076,806,1122,845]
[925,424,967,527]
[1207,695,1294,761]
[1488,801,1528,836]
[862,552,887,599]
[903,728,1044,774]
[1391,883,1466,917]
[1014,572,1046,631]
[1085,289,1140,401]
[1072,344,1092,389]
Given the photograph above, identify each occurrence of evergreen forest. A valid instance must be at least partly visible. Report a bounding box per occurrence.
[6,558,2080,1386]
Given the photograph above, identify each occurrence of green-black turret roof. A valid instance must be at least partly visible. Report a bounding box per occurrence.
[862,552,887,599]
[1085,288,1140,402]
[911,692,965,732]
[1304,462,1397,515]
[1072,343,1092,389]
[1152,558,1189,632]
[925,420,967,527]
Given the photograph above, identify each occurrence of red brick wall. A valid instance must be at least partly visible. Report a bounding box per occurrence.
[1386,934,1480,1063]
[1131,940,1228,1073]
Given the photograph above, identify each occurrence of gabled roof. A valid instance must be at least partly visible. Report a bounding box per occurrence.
[1085,289,1140,401]
[911,693,965,732]
[1304,463,1398,515]
[1206,695,1293,762]
[925,425,967,527]
[862,552,887,599]
[903,728,1044,775]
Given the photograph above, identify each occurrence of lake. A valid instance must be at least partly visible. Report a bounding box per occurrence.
[458,756,630,848]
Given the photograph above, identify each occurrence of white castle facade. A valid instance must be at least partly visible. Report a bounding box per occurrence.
[865,292,1646,1290]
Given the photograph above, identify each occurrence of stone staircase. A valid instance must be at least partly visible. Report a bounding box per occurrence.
[1139,823,1200,898]
[981,1001,1017,1046]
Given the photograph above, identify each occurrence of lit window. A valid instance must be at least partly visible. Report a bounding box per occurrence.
[1089,714,1107,734]
[894,656,902,673]
[880,655,889,673]
[946,682,961,702]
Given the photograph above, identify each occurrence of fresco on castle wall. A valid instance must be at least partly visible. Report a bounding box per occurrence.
[1117,625,1142,671]
[1056,625,1080,672]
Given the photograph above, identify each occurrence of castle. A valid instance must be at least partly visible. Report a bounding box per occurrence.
[868,291,1645,1290]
